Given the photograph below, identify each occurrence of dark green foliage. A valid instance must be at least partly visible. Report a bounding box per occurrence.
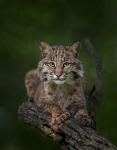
[0,0,117,149]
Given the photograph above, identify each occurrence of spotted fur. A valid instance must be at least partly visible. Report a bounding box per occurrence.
[25,42,93,128]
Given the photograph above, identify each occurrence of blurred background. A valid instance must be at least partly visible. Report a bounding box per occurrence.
[0,0,117,149]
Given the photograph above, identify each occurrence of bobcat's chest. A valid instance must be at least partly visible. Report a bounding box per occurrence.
[34,81,78,110]
[47,83,75,107]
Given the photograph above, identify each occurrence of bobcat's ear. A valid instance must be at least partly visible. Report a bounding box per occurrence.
[69,42,81,57]
[39,42,52,57]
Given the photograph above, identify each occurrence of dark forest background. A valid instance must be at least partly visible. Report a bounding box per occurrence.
[0,0,117,149]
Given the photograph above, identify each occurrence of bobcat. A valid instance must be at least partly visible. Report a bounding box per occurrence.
[25,42,93,128]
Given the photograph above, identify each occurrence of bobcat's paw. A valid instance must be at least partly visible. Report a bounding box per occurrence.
[50,111,70,131]
[75,113,94,129]
[57,111,70,124]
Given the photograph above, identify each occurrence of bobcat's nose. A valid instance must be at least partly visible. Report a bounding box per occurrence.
[55,68,62,78]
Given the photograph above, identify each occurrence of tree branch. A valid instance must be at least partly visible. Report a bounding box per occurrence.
[18,102,117,150]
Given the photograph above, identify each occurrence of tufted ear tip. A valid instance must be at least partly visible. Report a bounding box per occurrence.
[39,41,52,57]
[72,41,81,51]
[69,41,81,57]
[39,41,45,47]
[39,41,50,49]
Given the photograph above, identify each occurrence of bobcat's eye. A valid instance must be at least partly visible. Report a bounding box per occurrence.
[63,62,70,67]
[63,62,76,67]
[48,62,55,67]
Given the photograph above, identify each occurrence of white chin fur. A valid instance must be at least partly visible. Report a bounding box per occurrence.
[53,80,65,84]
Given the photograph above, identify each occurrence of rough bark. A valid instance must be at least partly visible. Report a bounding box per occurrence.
[18,102,117,150]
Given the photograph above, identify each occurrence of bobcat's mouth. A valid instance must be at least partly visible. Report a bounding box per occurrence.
[53,78,65,81]
[47,74,66,84]
[53,79,66,85]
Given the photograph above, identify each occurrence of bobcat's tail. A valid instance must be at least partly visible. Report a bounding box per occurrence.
[84,39,103,118]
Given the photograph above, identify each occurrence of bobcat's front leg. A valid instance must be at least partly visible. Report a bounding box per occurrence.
[75,108,91,124]
[40,103,70,130]
[70,82,95,129]
[75,105,95,129]
[25,69,39,101]
[67,99,94,129]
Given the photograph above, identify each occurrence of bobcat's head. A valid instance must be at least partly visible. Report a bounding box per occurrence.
[38,42,84,84]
